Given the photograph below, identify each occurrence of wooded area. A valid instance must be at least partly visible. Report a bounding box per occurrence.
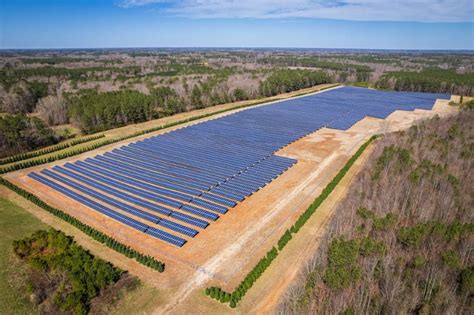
[12,229,137,314]
[67,87,184,133]
[280,108,473,314]
[377,68,474,95]
[0,114,60,158]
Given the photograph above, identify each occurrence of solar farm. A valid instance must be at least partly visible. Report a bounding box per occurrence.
[19,87,450,247]
[7,86,453,294]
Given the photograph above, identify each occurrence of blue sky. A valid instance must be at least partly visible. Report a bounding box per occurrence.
[1,0,473,49]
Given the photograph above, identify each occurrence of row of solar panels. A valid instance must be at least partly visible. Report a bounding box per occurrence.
[29,172,187,247]
[29,161,290,246]
[29,87,447,247]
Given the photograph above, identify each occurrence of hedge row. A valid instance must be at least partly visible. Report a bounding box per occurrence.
[0,84,338,174]
[0,134,105,165]
[0,138,117,174]
[205,135,377,307]
[277,229,292,250]
[0,177,165,272]
[205,247,279,308]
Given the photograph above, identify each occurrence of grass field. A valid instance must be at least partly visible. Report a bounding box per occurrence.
[0,197,48,315]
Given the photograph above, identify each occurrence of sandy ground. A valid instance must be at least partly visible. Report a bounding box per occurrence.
[1,91,458,314]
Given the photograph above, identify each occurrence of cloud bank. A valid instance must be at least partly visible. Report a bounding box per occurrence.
[118,0,474,23]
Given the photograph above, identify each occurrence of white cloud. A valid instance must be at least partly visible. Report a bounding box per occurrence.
[118,0,168,8]
[118,0,474,22]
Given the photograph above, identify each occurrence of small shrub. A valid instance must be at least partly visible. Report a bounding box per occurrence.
[373,213,398,231]
[442,251,461,269]
[412,255,426,268]
[327,239,360,267]
[356,207,374,220]
[324,265,361,289]
[359,237,386,256]
[398,224,429,248]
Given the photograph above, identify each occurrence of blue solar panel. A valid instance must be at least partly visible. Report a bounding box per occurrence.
[28,172,187,247]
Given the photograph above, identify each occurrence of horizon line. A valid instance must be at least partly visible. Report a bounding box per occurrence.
[1,46,473,52]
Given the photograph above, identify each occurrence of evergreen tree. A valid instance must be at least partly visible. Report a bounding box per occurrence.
[191,85,204,109]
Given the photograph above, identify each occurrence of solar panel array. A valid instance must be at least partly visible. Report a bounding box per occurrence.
[28,87,449,247]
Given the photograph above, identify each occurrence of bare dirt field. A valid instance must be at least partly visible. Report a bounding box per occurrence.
[2,90,457,314]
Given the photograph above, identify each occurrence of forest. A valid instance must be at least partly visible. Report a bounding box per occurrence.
[67,87,185,133]
[0,114,61,158]
[12,229,137,314]
[377,68,474,95]
[258,56,372,82]
[279,107,473,314]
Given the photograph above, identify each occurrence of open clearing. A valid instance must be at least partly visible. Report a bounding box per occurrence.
[2,87,457,314]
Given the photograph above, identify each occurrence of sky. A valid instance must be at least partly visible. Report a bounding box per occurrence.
[0,0,473,50]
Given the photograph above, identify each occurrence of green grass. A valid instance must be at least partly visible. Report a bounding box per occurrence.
[0,197,48,314]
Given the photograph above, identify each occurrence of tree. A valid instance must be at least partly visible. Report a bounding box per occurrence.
[233,88,247,101]
[36,95,68,125]
[191,85,204,109]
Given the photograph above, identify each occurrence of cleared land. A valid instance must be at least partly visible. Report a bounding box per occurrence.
[2,88,457,314]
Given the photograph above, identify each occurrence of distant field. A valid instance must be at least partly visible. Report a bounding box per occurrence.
[0,197,47,315]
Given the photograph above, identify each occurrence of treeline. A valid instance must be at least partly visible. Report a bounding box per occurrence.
[20,57,90,64]
[68,87,185,133]
[0,136,119,174]
[259,69,330,97]
[0,114,61,158]
[0,133,104,165]
[377,68,474,96]
[20,57,122,65]
[259,57,372,81]
[259,57,372,72]
[13,228,125,314]
[279,109,473,314]
[343,54,401,65]
[0,66,141,86]
[205,136,376,308]
[0,177,165,273]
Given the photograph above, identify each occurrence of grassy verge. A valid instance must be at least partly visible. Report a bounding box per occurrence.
[0,197,48,315]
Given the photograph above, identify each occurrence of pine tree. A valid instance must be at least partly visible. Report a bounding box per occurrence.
[191,85,204,109]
